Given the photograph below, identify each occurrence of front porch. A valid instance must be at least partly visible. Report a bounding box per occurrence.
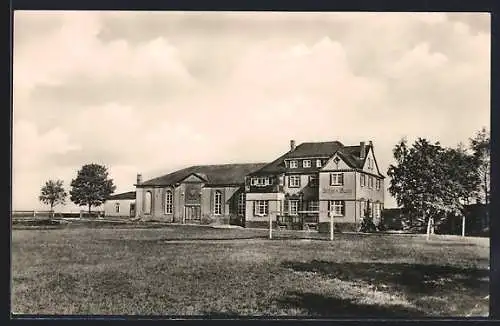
[277,211,320,231]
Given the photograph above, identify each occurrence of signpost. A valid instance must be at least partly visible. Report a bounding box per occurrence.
[269,212,273,239]
[330,212,334,241]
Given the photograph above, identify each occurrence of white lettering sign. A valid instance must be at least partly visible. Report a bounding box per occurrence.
[321,188,353,194]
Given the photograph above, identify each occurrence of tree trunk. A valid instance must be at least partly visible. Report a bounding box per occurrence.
[50,202,54,219]
[88,204,92,219]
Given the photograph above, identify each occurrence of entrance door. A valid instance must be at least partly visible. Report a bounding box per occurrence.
[184,205,201,223]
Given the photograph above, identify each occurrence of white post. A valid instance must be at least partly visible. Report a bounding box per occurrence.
[426,217,431,241]
[33,210,36,218]
[462,216,466,237]
[330,213,334,241]
[269,212,273,239]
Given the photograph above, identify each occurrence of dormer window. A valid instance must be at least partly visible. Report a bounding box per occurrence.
[316,159,322,168]
[251,176,271,186]
[289,160,298,169]
[303,160,311,168]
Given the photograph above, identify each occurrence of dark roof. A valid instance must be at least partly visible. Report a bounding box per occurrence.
[107,191,136,200]
[285,141,344,158]
[139,163,268,187]
[250,141,384,177]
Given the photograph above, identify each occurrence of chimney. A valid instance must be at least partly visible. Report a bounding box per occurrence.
[369,140,373,148]
[360,141,366,159]
[136,173,143,185]
[290,139,296,151]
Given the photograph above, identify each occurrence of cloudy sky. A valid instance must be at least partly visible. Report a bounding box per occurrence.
[13,11,490,211]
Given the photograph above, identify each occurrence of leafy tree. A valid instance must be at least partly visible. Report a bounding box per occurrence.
[469,127,490,206]
[39,179,67,217]
[70,163,116,216]
[387,138,479,232]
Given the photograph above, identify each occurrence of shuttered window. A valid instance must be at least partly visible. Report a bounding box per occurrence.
[253,200,269,216]
[330,173,344,186]
[328,200,345,216]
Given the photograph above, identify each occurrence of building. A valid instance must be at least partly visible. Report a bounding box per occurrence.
[133,139,385,232]
[244,140,385,232]
[104,191,136,218]
[134,163,266,224]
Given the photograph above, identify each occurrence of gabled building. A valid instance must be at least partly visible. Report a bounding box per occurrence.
[104,191,136,218]
[134,163,266,224]
[244,140,385,232]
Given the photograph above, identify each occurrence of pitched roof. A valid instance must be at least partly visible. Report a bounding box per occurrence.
[249,141,384,177]
[139,163,268,187]
[286,141,344,158]
[107,191,136,200]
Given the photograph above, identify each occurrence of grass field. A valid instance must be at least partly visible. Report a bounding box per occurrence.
[11,225,489,317]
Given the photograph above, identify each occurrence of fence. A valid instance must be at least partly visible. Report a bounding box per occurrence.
[12,210,105,220]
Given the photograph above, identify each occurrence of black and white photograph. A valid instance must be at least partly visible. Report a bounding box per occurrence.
[11,11,490,317]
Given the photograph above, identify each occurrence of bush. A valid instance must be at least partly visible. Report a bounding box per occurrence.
[359,216,377,233]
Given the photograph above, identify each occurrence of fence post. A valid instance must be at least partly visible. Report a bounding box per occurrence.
[462,216,466,237]
[269,213,273,239]
[330,213,334,241]
[33,210,36,218]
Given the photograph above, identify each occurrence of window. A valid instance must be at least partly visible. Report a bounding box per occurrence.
[360,201,365,217]
[115,203,120,213]
[367,158,372,169]
[376,179,381,190]
[289,175,301,188]
[369,176,374,189]
[303,160,311,168]
[214,191,222,215]
[328,200,345,216]
[330,173,344,186]
[360,174,366,187]
[316,159,322,168]
[251,177,271,186]
[309,175,319,186]
[374,203,381,219]
[254,200,269,216]
[144,191,152,214]
[289,160,298,168]
[289,200,299,215]
[237,193,245,216]
[308,201,319,212]
[165,190,173,214]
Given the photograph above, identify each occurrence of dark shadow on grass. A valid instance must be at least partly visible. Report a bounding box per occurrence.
[276,291,425,318]
[281,260,489,297]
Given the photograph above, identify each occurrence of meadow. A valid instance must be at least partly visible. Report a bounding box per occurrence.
[11,224,489,317]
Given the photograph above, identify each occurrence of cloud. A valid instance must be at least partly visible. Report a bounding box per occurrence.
[12,12,490,210]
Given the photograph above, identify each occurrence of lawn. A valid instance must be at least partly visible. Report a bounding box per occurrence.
[11,225,489,317]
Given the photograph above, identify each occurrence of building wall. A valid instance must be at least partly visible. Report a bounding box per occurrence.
[318,171,356,202]
[136,184,241,223]
[245,192,285,227]
[104,199,135,217]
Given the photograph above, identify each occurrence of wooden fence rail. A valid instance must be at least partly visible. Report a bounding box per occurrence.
[12,210,105,219]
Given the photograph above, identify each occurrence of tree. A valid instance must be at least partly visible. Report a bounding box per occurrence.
[39,179,67,217]
[387,138,479,232]
[469,127,490,206]
[70,163,116,216]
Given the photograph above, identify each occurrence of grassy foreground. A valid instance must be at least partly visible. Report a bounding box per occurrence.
[11,225,489,317]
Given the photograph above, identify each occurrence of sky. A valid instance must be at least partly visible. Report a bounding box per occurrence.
[12,11,490,211]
